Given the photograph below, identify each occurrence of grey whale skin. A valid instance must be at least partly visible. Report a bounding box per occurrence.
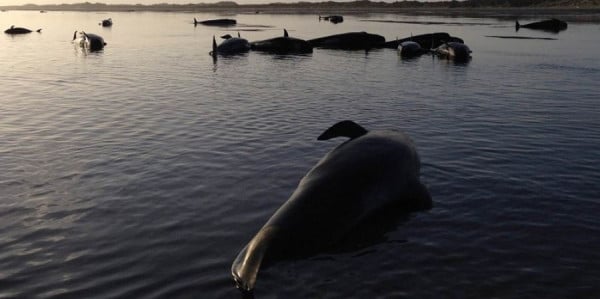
[231,120,432,293]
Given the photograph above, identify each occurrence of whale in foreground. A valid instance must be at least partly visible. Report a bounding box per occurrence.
[231,120,432,293]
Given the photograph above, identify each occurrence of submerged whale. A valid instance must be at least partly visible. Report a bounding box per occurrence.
[231,120,432,293]
[73,31,106,51]
[382,32,463,50]
[250,29,313,54]
[319,15,344,24]
[308,31,385,50]
[4,25,41,34]
[398,41,428,58]
[210,32,250,57]
[194,18,236,27]
[434,42,472,62]
[516,18,567,33]
[100,18,113,27]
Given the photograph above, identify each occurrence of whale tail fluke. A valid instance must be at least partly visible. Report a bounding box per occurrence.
[515,20,520,31]
[194,18,198,25]
[317,120,368,141]
[232,227,278,293]
[36,29,42,33]
[283,29,289,38]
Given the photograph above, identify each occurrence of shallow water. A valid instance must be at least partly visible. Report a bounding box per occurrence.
[1,10,600,299]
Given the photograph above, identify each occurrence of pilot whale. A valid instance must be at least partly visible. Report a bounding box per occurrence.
[4,25,41,34]
[73,31,106,51]
[231,120,432,293]
[250,29,313,54]
[210,32,250,57]
[434,41,472,62]
[516,18,567,33]
[308,31,385,50]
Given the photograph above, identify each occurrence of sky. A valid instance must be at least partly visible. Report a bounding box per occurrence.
[2,0,438,6]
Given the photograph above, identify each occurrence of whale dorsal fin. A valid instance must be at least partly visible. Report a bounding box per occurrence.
[317,120,368,140]
[283,29,289,38]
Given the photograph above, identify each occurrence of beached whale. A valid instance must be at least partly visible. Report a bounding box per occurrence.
[73,31,106,51]
[250,29,313,54]
[308,31,385,50]
[210,32,250,57]
[4,26,41,34]
[194,18,236,27]
[382,32,463,50]
[434,42,472,62]
[231,120,432,293]
[516,18,567,33]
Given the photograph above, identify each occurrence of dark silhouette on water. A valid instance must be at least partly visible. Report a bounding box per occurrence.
[231,120,432,293]
[308,31,385,50]
[100,18,112,27]
[398,40,428,58]
[250,29,313,54]
[73,30,107,51]
[515,18,567,33]
[319,15,344,24]
[382,32,463,49]
[4,25,41,34]
[194,18,236,27]
[210,32,251,57]
[433,41,472,62]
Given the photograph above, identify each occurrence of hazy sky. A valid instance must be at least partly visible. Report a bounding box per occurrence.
[2,0,434,5]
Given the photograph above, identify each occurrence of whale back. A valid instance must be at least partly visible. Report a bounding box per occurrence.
[232,121,431,292]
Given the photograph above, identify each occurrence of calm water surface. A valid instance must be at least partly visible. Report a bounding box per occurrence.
[1,10,600,299]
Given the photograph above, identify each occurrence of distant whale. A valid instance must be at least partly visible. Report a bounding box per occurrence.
[73,31,106,51]
[434,42,472,62]
[308,31,385,50]
[250,29,313,54]
[4,25,41,34]
[210,32,251,57]
[100,18,112,27]
[194,18,236,26]
[231,120,432,293]
[516,18,567,33]
[319,15,344,24]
